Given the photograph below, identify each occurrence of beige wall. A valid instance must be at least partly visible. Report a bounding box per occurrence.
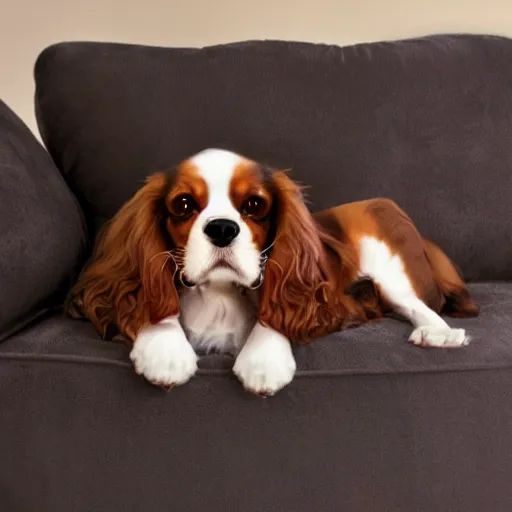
[3,0,512,136]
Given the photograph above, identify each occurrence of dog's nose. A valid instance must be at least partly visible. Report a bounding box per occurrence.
[204,219,240,247]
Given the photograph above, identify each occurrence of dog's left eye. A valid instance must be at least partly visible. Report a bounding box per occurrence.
[170,194,198,219]
[241,196,267,220]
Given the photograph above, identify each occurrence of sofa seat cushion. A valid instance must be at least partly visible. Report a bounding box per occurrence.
[1,283,510,377]
[2,282,511,512]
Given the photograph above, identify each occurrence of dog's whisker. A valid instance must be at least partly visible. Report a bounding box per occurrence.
[149,250,172,264]
[152,247,186,277]
[159,254,171,274]
[171,261,180,281]
[267,258,283,274]
[260,241,275,256]
[166,251,184,270]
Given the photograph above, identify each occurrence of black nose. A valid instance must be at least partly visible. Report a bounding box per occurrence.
[204,219,240,247]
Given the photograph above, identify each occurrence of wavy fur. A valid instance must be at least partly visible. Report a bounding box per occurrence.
[67,173,179,340]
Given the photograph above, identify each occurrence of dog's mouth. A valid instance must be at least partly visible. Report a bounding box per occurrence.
[210,260,240,273]
[181,257,245,288]
[203,259,243,282]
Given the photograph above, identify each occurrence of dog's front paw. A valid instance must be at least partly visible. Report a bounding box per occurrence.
[130,320,198,388]
[233,324,296,396]
[409,325,469,348]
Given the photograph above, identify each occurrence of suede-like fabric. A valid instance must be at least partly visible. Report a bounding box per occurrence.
[35,34,512,280]
[1,283,511,511]
[0,100,87,341]
[1,34,511,511]
[0,283,510,374]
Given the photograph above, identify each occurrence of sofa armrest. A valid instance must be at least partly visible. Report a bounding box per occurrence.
[0,99,87,341]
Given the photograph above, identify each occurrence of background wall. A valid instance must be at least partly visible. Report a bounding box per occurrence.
[2,0,512,136]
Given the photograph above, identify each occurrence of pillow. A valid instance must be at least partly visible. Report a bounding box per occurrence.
[0,100,87,341]
[34,35,512,281]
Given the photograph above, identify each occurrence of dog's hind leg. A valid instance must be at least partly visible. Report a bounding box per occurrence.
[358,234,469,348]
[423,239,479,318]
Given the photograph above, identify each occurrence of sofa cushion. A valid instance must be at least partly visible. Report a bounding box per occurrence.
[0,100,87,341]
[34,34,512,281]
[1,283,510,375]
[1,283,511,512]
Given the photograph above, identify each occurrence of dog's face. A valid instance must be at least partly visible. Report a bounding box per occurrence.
[166,149,274,288]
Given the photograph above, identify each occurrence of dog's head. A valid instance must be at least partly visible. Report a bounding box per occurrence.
[168,149,274,289]
[69,149,328,340]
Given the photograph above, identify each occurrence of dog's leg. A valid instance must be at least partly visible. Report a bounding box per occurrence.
[359,236,469,348]
[423,239,479,318]
[130,317,198,387]
[233,323,296,396]
[394,296,469,348]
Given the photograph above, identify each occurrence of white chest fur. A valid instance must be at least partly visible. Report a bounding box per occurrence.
[179,284,257,355]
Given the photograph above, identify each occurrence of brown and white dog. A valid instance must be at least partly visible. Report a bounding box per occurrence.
[68,149,478,395]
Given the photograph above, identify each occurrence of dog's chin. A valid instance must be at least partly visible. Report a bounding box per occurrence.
[185,263,259,288]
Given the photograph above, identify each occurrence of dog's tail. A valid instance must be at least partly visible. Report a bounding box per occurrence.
[423,239,479,318]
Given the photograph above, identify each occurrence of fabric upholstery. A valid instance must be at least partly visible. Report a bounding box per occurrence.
[0,100,87,341]
[1,283,510,374]
[34,34,512,281]
[0,33,511,511]
[1,283,511,511]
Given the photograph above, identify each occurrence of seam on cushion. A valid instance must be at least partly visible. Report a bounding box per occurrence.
[0,353,228,375]
[0,353,132,368]
[293,364,512,377]
[1,353,512,377]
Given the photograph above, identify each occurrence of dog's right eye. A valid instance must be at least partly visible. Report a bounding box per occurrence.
[170,194,198,219]
[241,195,269,221]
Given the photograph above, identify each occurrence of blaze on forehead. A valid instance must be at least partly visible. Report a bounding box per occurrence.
[158,154,278,197]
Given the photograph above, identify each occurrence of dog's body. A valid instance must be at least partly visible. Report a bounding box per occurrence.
[69,149,478,395]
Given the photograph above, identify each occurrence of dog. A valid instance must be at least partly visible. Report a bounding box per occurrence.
[68,148,478,396]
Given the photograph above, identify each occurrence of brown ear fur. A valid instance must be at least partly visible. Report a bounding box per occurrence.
[258,171,331,341]
[67,173,179,341]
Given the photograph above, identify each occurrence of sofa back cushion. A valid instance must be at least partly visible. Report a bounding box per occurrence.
[0,101,87,341]
[34,34,512,281]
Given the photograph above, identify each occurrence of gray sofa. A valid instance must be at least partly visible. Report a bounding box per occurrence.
[1,34,512,511]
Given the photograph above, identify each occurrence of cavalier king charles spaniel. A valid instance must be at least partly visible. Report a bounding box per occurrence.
[68,149,478,396]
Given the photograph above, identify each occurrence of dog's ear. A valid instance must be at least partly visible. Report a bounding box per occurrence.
[67,173,179,341]
[258,171,329,341]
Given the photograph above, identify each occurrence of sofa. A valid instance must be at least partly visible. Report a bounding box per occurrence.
[1,33,511,511]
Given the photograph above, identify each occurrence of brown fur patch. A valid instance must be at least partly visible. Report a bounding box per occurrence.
[164,160,207,247]
[320,199,444,312]
[423,239,479,317]
[230,160,273,250]
[364,198,444,312]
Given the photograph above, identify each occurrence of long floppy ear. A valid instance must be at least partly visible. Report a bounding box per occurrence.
[67,172,179,341]
[259,171,329,341]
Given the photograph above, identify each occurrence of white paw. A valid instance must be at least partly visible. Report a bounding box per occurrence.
[130,320,198,388]
[233,324,296,396]
[409,325,469,348]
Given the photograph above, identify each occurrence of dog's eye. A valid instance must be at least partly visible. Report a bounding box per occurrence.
[170,194,198,219]
[241,196,267,220]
